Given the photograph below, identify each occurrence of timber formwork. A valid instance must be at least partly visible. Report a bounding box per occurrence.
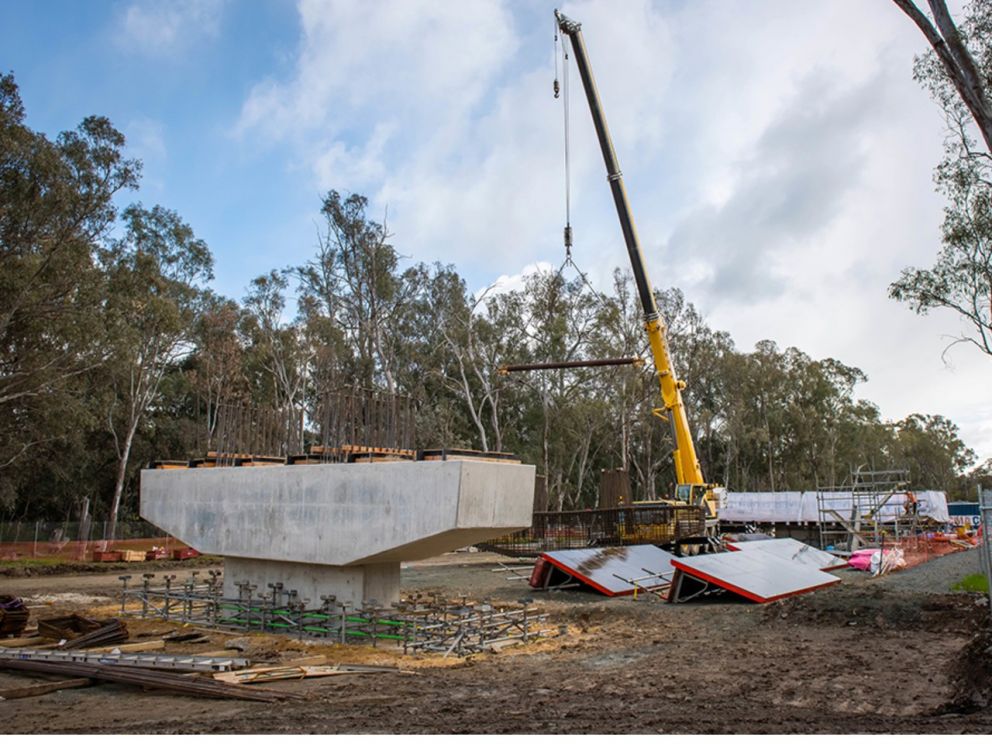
[119,574,555,657]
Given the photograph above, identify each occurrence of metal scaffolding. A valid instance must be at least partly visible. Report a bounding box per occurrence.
[816,468,912,551]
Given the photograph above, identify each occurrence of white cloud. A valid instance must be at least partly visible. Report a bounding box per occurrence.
[125,117,167,162]
[116,0,225,55]
[479,261,556,300]
[234,0,990,460]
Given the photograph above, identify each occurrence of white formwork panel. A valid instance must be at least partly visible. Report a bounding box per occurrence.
[726,537,847,571]
[671,550,841,603]
[541,544,676,597]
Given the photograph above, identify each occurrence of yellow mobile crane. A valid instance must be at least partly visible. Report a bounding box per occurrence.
[554,10,724,522]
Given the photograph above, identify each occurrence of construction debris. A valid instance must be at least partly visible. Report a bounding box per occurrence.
[0,636,48,649]
[215,663,408,685]
[0,597,29,638]
[86,639,165,653]
[38,615,128,649]
[0,678,92,700]
[0,657,300,702]
[162,630,210,643]
[38,613,99,639]
[847,547,907,575]
[0,647,250,673]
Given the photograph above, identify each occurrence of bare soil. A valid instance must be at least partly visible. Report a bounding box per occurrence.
[3,550,991,734]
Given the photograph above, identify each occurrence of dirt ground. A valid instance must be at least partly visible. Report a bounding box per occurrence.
[3,549,991,734]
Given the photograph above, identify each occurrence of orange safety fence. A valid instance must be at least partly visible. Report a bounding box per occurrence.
[886,532,977,571]
[0,536,190,563]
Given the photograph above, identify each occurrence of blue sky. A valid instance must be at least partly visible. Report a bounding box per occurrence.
[4,0,990,461]
[2,0,310,295]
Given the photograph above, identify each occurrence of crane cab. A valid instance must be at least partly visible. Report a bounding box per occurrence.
[674,483,725,522]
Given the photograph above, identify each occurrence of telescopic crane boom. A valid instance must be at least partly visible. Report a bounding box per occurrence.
[554,10,719,518]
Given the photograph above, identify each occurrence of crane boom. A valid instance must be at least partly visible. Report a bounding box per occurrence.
[555,10,715,514]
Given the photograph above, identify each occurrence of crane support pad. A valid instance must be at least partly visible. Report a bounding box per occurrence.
[536,545,675,597]
[670,550,840,604]
[724,537,847,571]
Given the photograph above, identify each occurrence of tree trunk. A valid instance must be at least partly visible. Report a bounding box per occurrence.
[893,0,992,153]
[107,419,138,544]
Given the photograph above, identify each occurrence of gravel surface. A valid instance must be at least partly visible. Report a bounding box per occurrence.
[878,549,988,595]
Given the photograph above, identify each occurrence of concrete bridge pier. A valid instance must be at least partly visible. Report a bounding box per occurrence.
[140,459,535,607]
[223,557,400,607]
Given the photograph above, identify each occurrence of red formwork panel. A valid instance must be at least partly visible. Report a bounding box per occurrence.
[670,550,840,603]
[724,537,847,571]
[536,545,676,597]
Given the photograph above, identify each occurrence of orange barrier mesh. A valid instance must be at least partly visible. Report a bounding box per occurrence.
[0,536,189,563]
[887,533,976,571]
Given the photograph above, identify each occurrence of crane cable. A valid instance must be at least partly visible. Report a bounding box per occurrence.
[553,24,641,360]
[562,32,572,255]
[554,20,572,256]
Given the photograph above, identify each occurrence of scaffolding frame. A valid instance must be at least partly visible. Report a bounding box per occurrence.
[816,467,913,551]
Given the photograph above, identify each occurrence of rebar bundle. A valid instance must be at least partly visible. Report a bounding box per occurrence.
[0,596,28,637]
[314,388,416,461]
[208,402,305,462]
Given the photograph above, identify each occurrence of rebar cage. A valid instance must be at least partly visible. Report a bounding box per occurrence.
[478,504,706,557]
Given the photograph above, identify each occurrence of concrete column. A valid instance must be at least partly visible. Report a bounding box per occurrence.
[223,557,401,607]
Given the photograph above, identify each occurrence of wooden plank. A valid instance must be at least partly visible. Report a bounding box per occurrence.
[192,649,241,658]
[214,664,401,685]
[0,678,92,700]
[85,639,166,654]
[286,654,327,666]
[0,637,50,649]
[421,455,521,464]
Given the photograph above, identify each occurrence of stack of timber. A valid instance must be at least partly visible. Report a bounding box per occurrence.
[0,647,403,702]
[0,597,29,638]
[419,448,520,464]
[0,657,300,702]
[38,615,129,649]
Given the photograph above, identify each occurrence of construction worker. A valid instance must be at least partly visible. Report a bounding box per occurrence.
[904,491,919,517]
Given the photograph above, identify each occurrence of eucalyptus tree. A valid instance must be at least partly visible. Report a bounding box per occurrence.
[0,73,139,492]
[101,204,212,540]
